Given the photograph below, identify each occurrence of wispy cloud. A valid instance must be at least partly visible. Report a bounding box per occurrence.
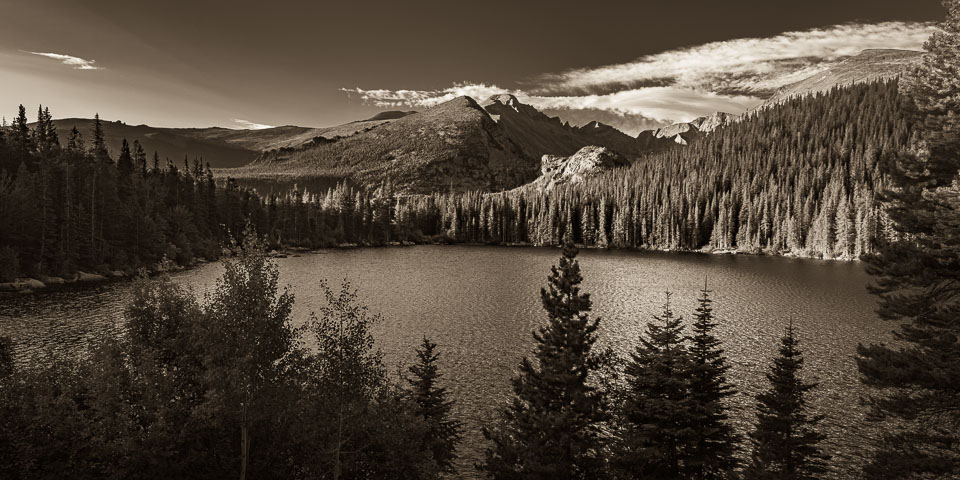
[26,51,102,70]
[341,21,935,132]
[233,119,275,130]
[536,21,934,97]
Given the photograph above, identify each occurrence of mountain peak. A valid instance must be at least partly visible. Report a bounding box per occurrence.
[484,93,521,106]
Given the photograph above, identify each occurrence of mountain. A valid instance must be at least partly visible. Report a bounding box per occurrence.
[238,94,674,193]
[760,49,922,107]
[42,117,398,168]
[647,111,735,145]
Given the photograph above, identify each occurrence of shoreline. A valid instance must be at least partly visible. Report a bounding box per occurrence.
[0,242,858,295]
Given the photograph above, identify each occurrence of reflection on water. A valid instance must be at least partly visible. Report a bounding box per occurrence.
[0,246,887,477]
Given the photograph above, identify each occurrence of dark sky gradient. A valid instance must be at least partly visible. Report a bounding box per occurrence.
[0,0,946,129]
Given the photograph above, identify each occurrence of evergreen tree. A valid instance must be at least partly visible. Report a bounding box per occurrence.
[90,113,108,160]
[745,323,828,480]
[117,139,134,176]
[687,283,739,478]
[10,105,33,161]
[857,1,960,477]
[408,336,462,474]
[481,243,610,480]
[613,293,695,479]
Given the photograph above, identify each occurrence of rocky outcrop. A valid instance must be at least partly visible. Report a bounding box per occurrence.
[691,112,735,132]
[531,146,629,191]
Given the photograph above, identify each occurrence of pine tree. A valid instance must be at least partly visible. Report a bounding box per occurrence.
[613,292,694,479]
[481,243,610,480]
[687,283,739,478]
[408,336,462,474]
[857,1,960,476]
[90,113,108,160]
[117,138,134,176]
[745,323,828,480]
[10,105,33,161]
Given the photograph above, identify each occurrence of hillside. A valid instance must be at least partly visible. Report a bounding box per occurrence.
[237,94,674,193]
[760,48,922,107]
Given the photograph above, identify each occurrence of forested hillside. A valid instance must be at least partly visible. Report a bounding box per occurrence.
[389,80,911,259]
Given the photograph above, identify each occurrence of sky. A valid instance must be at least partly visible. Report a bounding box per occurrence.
[0,0,947,134]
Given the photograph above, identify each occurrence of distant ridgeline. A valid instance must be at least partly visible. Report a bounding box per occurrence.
[0,80,911,281]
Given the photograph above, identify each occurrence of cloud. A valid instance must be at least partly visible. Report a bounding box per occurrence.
[340,21,935,130]
[536,21,934,97]
[232,119,275,130]
[26,51,102,70]
[341,83,512,108]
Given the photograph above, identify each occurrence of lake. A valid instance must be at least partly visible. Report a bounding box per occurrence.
[0,245,888,477]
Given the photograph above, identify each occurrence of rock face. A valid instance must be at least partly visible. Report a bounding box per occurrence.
[531,146,630,191]
[691,112,735,132]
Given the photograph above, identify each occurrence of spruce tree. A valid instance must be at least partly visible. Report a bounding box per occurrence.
[117,138,134,175]
[857,1,960,476]
[613,292,695,479]
[481,243,609,480]
[10,104,33,161]
[90,113,108,160]
[745,323,828,480]
[408,336,462,474]
[687,284,738,478]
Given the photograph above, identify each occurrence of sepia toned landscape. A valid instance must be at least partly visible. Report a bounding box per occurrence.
[1,1,959,479]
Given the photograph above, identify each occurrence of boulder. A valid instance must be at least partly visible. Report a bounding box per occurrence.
[76,271,108,282]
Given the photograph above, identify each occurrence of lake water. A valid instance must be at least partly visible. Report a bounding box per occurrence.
[0,246,889,477]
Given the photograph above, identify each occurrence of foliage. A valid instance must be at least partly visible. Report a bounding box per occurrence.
[613,293,696,478]
[481,243,611,479]
[687,285,739,478]
[0,246,446,479]
[408,337,463,474]
[856,1,960,476]
[745,323,829,480]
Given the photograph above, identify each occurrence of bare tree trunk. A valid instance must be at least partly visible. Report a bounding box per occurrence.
[240,417,249,480]
[334,404,343,480]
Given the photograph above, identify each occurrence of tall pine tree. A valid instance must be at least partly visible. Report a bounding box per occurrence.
[408,336,462,474]
[745,323,828,480]
[481,243,609,480]
[613,292,695,479]
[857,1,960,476]
[687,283,739,479]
